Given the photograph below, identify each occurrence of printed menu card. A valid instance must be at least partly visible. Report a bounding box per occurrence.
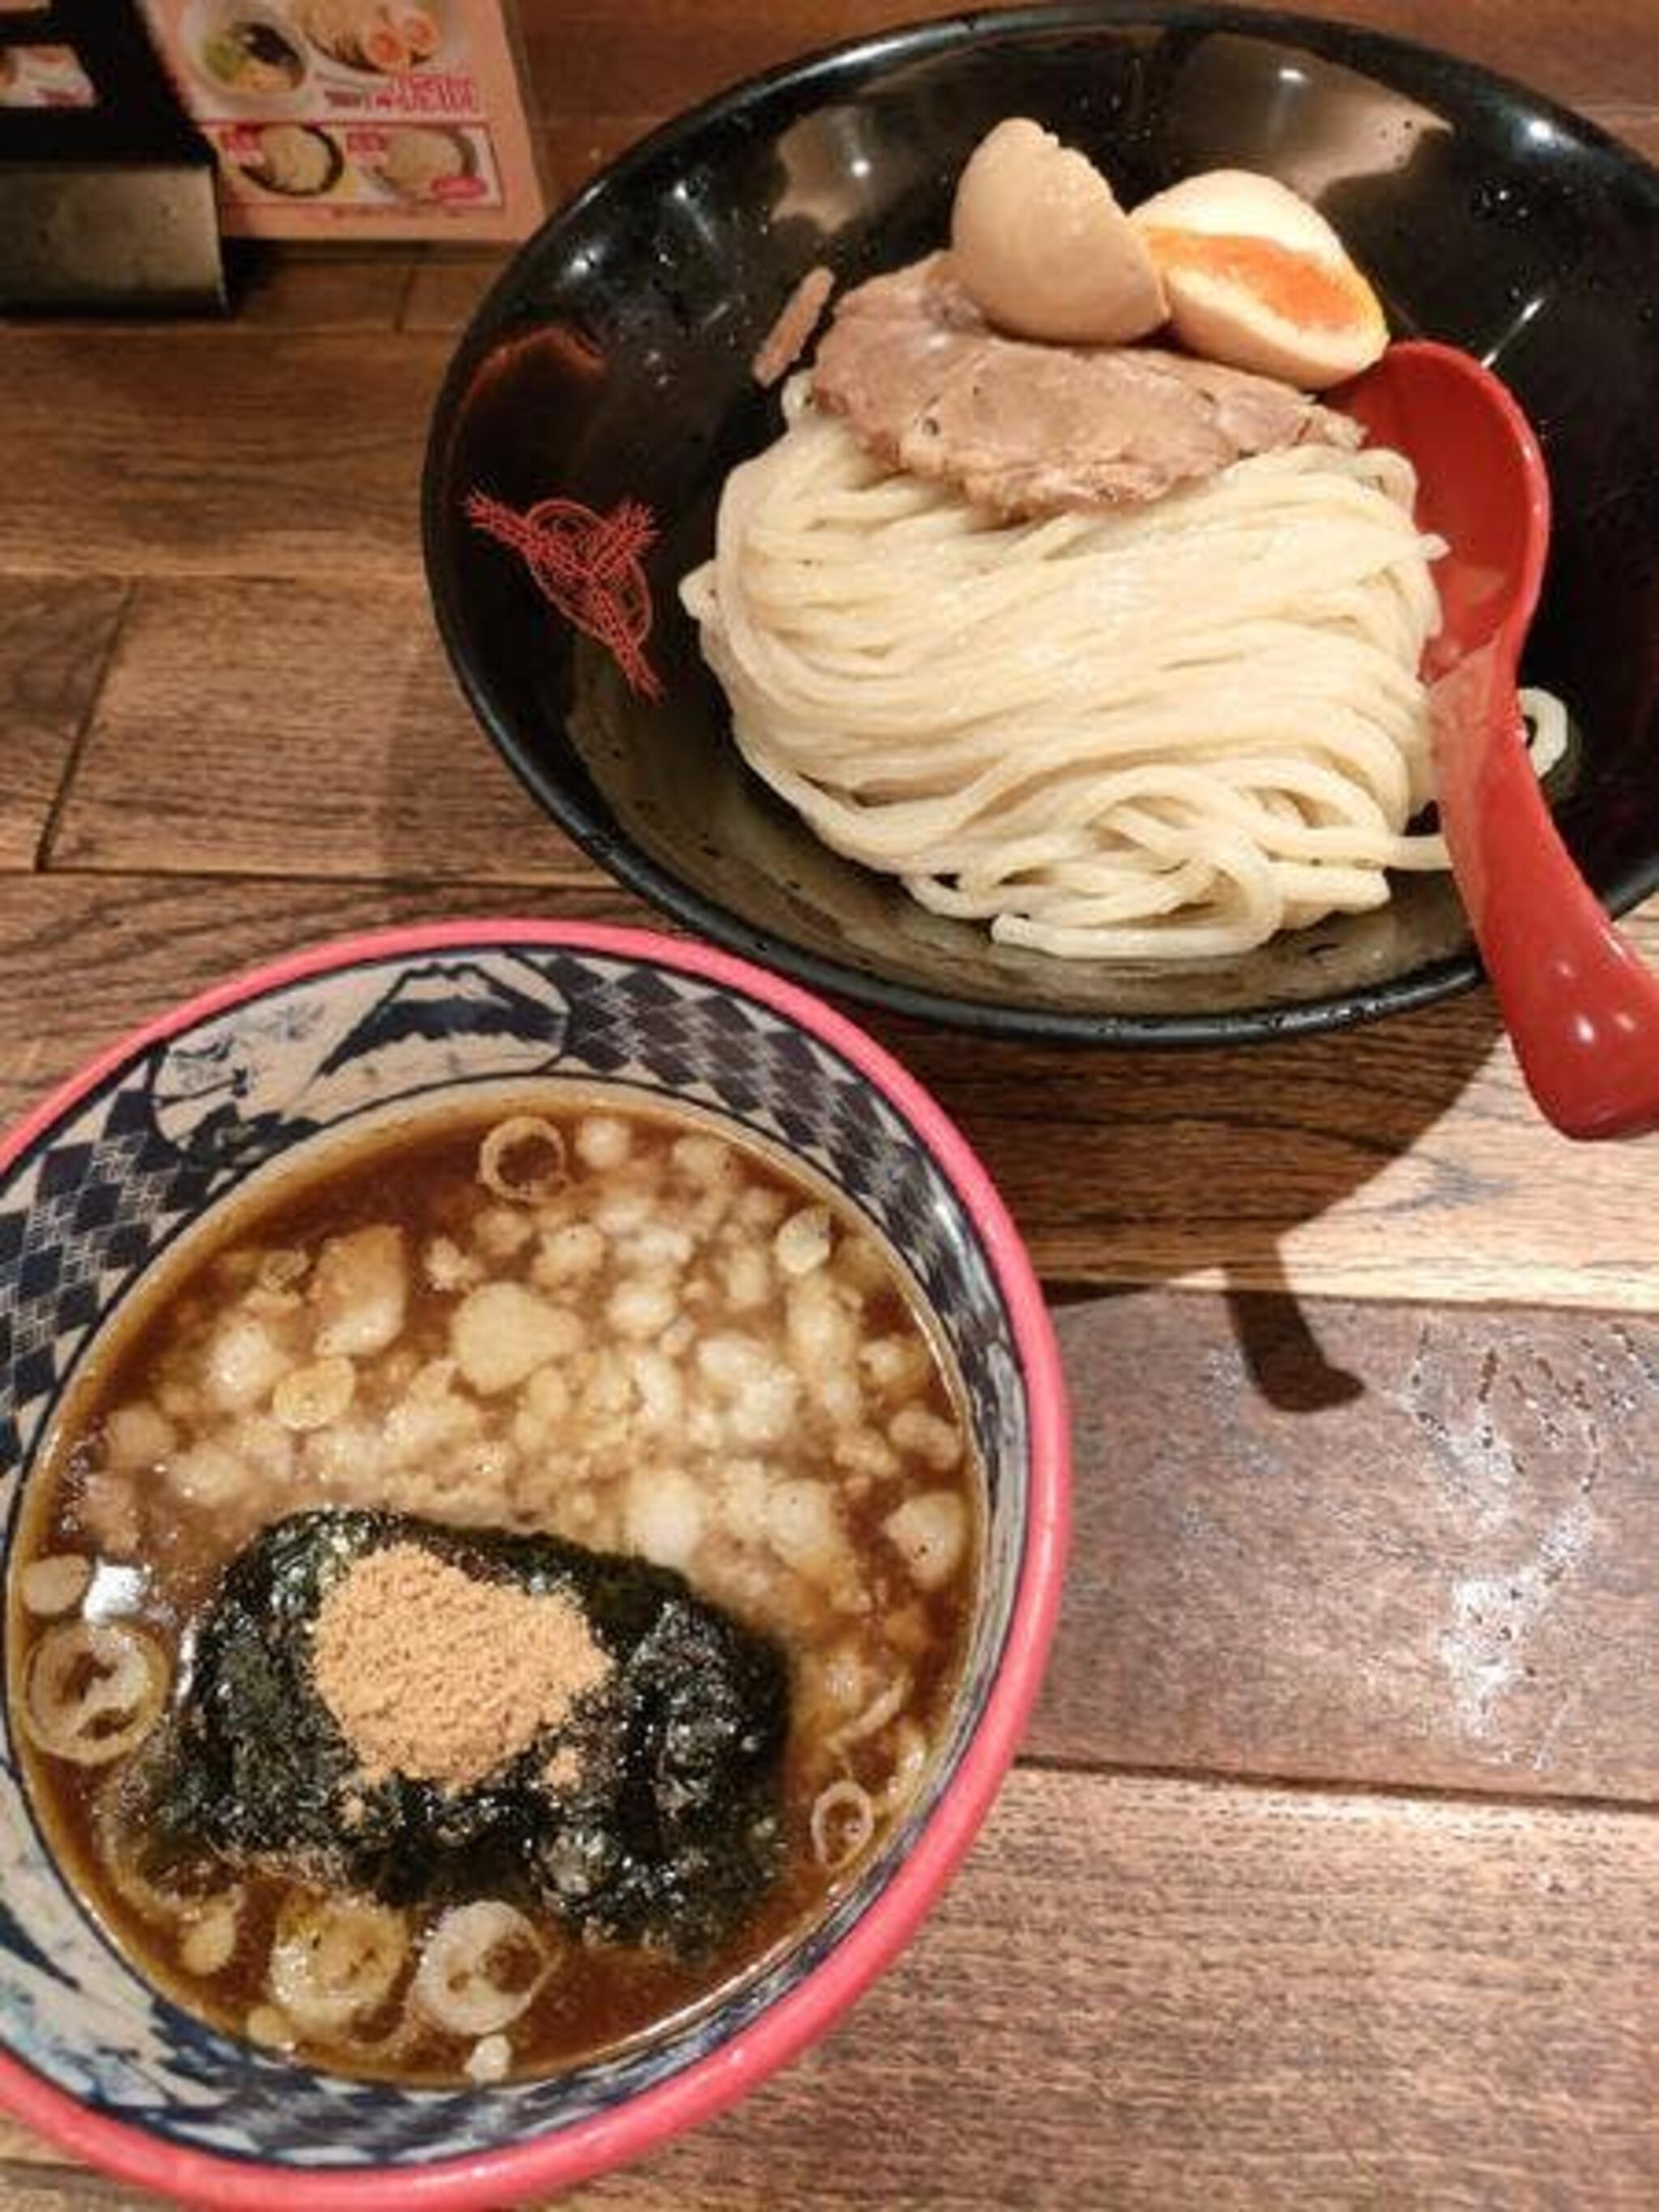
[139,0,545,239]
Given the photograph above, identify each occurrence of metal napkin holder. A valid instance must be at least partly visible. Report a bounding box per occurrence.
[0,0,224,313]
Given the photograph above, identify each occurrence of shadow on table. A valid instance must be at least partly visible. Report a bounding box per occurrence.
[868,982,1506,1409]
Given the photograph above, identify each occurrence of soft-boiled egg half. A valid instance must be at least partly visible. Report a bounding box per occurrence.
[1130,169,1388,389]
[950,117,1168,347]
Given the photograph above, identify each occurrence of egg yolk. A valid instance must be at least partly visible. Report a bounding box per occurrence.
[1141,228,1382,333]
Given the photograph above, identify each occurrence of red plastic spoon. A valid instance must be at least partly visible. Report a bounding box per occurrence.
[1345,339,1659,1142]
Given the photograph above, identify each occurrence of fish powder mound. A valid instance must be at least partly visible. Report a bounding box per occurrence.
[149,1507,790,1957]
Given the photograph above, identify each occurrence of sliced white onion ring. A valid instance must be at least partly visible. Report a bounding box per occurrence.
[478,1117,569,1206]
[23,1621,168,1766]
[268,1894,407,2037]
[413,1901,549,2037]
[810,1779,877,1872]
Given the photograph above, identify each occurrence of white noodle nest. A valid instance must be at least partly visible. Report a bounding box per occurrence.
[681,397,1571,961]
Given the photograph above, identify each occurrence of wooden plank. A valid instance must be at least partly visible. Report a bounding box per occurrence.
[1041,1289,1659,1801]
[49,580,591,883]
[229,249,417,333]
[1595,109,1659,164]
[12,256,415,339]
[0,336,451,586]
[0,876,633,1122]
[0,2169,142,2206]
[399,252,510,335]
[0,582,127,871]
[0,876,1657,1314]
[1601,112,1659,165]
[6,1771,1659,2206]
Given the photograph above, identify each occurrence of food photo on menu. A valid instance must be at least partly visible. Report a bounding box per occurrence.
[0,40,95,105]
[137,0,543,235]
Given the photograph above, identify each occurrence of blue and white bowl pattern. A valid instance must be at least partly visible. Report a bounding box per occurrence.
[0,940,1027,2168]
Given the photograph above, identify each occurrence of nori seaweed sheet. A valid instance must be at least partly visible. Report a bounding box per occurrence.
[148,1509,790,1958]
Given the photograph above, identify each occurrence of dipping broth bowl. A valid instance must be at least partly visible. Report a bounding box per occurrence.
[0,919,1068,2209]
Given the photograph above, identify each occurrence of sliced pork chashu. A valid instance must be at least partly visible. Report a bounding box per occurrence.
[809,253,1363,518]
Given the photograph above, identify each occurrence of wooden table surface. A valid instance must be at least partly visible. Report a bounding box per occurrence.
[4,1,1659,2204]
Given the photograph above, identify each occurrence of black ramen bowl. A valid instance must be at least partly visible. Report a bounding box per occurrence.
[423,3,1659,1045]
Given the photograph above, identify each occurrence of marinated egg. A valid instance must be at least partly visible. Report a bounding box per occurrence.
[1132,169,1387,389]
[950,117,1167,346]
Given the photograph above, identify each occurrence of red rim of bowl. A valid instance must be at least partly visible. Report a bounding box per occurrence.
[0,918,1071,2211]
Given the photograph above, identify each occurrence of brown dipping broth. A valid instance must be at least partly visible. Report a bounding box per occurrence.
[5,1092,979,2084]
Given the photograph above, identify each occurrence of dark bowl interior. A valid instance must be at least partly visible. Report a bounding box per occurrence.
[423,2,1659,1045]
